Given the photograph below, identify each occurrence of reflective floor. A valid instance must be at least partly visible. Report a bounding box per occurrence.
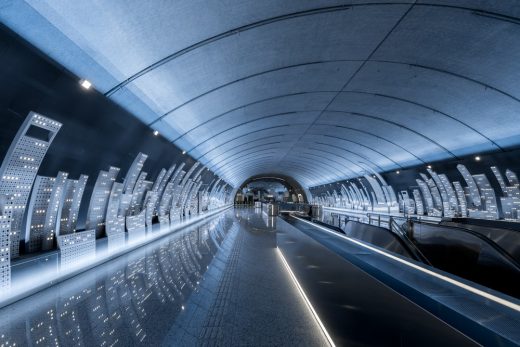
[0,209,326,346]
[2,208,510,346]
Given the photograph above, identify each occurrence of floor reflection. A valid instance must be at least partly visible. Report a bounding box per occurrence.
[0,214,236,346]
[0,209,327,347]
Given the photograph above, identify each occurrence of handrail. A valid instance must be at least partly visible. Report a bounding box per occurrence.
[414,221,520,271]
[322,205,443,223]
[320,205,519,269]
[291,215,520,313]
[389,217,432,265]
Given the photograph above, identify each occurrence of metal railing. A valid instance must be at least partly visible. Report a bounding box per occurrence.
[324,205,443,224]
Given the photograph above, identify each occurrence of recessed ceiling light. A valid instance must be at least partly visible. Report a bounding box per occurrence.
[153,130,159,136]
[182,150,186,155]
[427,165,432,169]
[79,79,92,90]
[396,170,400,174]
[475,156,481,161]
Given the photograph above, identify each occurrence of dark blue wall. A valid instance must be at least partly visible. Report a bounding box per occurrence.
[0,24,219,229]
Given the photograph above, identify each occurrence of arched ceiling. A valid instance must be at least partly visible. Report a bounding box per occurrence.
[2,1,520,188]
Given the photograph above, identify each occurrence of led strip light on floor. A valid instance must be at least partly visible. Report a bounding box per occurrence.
[276,247,336,347]
[291,215,520,313]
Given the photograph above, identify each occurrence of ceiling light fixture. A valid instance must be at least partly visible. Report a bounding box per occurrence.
[79,79,92,90]
[153,130,159,136]
[427,165,432,169]
[475,156,481,161]
[182,150,186,155]
[396,170,400,174]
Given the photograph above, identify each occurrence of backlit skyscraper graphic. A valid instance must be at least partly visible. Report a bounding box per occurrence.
[85,167,120,237]
[0,112,61,258]
[58,174,88,235]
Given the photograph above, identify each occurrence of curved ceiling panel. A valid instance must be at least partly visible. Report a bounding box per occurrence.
[162,61,359,134]
[119,5,407,114]
[175,92,333,145]
[347,62,520,149]
[373,5,520,99]
[327,92,490,155]
[195,124,307,160]
[186,111,319,154]
[2,1,520,188]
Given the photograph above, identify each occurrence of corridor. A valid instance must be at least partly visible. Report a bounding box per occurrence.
[0,210,327,346]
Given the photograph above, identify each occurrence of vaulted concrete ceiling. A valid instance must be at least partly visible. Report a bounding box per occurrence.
[2,1,520,188]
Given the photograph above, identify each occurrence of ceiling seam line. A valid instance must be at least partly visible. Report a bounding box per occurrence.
[169,92,335,144]
[307,142,385,171]
[340,89,505,152]
[186,111,312,154]
[152,60,362,126]
[313,136,402,168]
[104,2,520,97]
[300,148,367,172]
[209,147,286,172]
[208,142,294,171]
[277,161,345,182]
[208,135,289,162]
[314,123,425,165]
[103,3,414,96]
[273,1,418,170]
[216,156,279,180]
[195,123,308,160]
[326,109,458,159]
[170,85,503,153]
[295,153,358,176]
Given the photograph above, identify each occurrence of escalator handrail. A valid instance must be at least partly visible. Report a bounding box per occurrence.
[414,221,520,271]
[345,219,426,264]
[443,219,520,233]
[441,221,520,243]
[390,218,432,266]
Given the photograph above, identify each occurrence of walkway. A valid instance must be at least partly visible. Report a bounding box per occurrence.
[0,209,326,346]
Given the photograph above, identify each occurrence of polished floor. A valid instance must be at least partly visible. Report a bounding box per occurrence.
[2,208,510,346]
[0,209,327,346]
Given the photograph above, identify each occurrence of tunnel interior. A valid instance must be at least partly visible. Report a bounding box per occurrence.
[0,2,519,346]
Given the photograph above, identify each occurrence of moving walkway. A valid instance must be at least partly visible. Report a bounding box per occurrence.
[298,207,520,298]
[279,214,520,347]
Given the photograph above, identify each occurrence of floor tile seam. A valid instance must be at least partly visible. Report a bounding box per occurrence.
[197,227,244,333]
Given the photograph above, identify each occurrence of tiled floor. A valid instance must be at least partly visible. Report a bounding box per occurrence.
[0,209,327,346]
[2,208,501,347]
[164,209,326,346]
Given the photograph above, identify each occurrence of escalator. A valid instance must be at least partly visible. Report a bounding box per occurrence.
[303,210,430,264]
[290,211,520,298]
[440,219,520,264]
[278,214,520,346]
[342,219,430,264]
[411,221,520,298]
[291,210,432,264]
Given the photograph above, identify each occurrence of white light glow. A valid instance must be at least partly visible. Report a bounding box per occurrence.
[475,156,481,161]
[0,205,233,308]
[79,79,92,90]
[153,130,159,136]
[276,247,336,347]
[291,215,520,313]
[182,150,186,155]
